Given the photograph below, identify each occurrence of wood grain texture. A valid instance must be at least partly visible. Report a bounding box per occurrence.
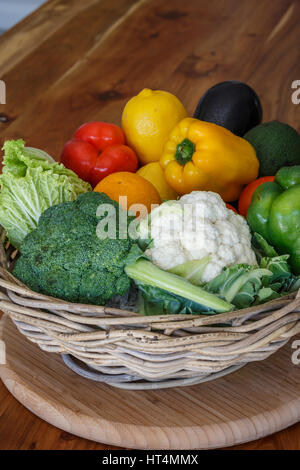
[0,315,299,449]
[0,0,300,450]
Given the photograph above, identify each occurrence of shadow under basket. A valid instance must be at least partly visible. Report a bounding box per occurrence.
[0,227,300,390]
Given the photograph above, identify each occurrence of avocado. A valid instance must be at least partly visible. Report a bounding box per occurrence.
[193,81,262,136]
[244,121,300,176]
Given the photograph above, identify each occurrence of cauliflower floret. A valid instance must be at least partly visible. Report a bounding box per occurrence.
[217,244,236,265]
[202,261,225,283]
[180,220,219,257]
[180,191,228,223]
[215,219,241,245]
[150,200,183,242]
[146,240,187,271]
[139,191,257,282]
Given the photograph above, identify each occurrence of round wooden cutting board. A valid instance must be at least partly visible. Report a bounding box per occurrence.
[0,315,299,450]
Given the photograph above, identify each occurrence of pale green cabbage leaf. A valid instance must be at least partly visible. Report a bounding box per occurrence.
[0,139,91,249]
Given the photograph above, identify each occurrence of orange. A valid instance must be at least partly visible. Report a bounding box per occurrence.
[94,172,161,216]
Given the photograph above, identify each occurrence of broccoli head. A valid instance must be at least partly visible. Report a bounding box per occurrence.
[13,192,136,305]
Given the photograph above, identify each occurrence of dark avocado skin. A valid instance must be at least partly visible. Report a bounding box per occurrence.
[244,121,300,176]
[193,81,262,137]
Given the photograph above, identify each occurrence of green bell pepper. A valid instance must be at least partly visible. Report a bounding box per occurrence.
[247,166,300,274]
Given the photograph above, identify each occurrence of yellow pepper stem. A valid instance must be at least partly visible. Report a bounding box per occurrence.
[174,138,195,165]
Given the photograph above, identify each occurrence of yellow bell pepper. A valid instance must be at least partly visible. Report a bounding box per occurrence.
[160,118,259,201]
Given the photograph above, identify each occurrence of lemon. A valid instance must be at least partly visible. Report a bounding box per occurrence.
[121,88,187,165]
[137,162,178,201]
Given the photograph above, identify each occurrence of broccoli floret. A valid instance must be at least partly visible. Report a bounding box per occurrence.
[74,190,120,221]
[78,267,130,304]
[13,192,136,305]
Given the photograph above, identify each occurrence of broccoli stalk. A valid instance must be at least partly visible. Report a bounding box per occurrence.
[125,259,233,313]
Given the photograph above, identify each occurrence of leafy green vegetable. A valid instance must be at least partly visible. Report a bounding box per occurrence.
[125,243,145,266]
[137,283,217,316]
[260,255,300,294]
[168,257,210,286]
[125,259,233,313]
[13,192,136,305]
[0,139,91,249]
[252,233,300,294]
[205,248,300,309]
[252,232,278,260]
[205,264,273,309]
[255,287,279,303]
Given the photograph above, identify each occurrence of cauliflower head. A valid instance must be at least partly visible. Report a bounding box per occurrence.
[138,191,257,282]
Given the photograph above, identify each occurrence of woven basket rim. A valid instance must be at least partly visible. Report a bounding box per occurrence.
[1,226,300,390]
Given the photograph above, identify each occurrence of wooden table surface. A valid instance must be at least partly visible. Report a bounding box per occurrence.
[0,0,299,450]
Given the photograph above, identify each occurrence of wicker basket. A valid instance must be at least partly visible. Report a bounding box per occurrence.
[0,227,300,390]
